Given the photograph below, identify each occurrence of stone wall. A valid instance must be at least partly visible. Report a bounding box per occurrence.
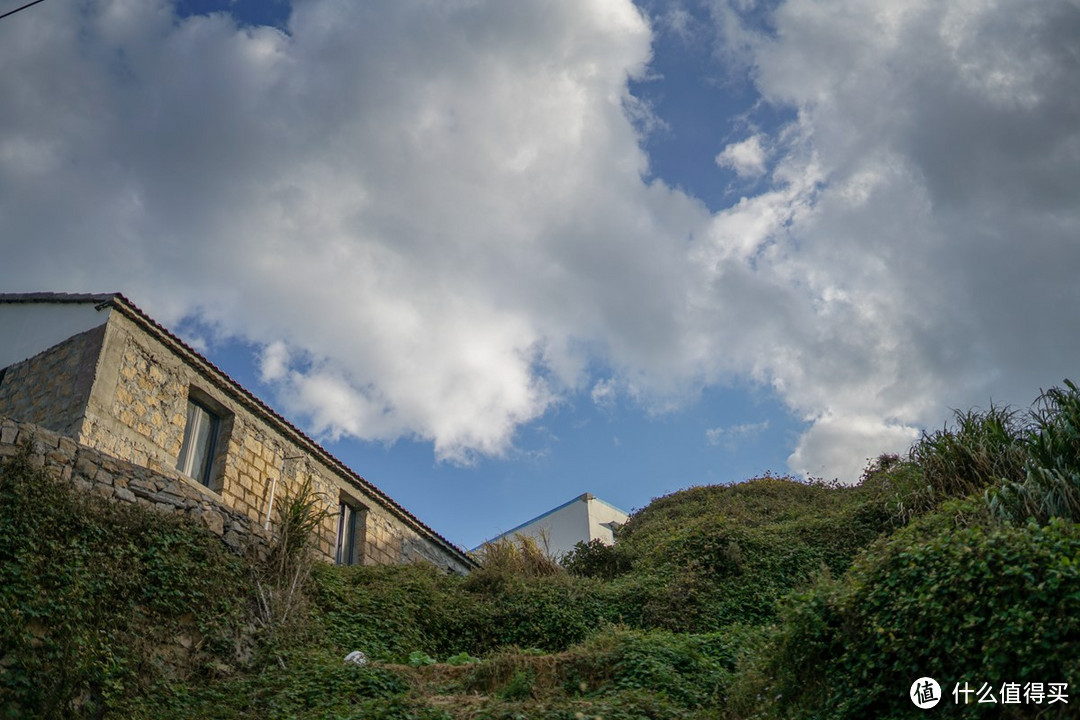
[0,324,106,437]
[79,331,190,472]
[0,414,272,559]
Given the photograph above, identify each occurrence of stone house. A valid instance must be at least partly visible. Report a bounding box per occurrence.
[0,292,475,574]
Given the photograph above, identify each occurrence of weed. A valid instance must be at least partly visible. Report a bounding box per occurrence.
[252,476,331,661]
[472,533,563,578]
[408,651,437,667]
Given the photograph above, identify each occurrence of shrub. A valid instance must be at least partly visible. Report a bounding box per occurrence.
[308,562,618,661]
[408,651,436,667]
[569,627,758,709]
[562,538,633,580]
[470,533,563,580]
[601,476,889,631]
[133,649,412,719]
[728,508,1080,719]
[0,444,251,719]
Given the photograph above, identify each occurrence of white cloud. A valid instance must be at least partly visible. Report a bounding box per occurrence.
[715,133,768,177]
[0,0,702,464]
[590,378,618,409]
[259,341,290,383]
[787,414,919,482]
[692,0,1080,478]
[2,0,1078,481]
[706,419,769,448]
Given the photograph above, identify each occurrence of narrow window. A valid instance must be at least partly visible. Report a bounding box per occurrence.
[336,499,366,565]
[177,398,220,486]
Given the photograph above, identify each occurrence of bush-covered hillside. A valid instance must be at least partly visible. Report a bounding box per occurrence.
[3,380,1080,718]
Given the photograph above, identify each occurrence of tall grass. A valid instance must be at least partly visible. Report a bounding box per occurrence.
[471,533,563,578]
[876,405,1027,525]
[988,379,1080,524]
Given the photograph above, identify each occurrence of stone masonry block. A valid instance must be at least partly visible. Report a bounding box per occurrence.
[200,509,225,536]
[0,425,18,445]
[46,450,70,466]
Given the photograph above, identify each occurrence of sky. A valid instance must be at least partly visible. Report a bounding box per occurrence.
[1,0,1079,551]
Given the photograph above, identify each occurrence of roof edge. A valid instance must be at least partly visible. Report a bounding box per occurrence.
[0,292,121,305]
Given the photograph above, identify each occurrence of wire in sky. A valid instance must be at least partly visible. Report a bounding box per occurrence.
[0,0,47,22]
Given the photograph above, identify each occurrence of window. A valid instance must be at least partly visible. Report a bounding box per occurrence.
[177,398,220,487]
[336,498,367,565]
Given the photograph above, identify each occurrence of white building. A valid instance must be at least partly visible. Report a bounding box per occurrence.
[479,493,629,559]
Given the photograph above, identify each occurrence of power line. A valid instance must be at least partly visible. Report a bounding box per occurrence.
[0,0,47,22]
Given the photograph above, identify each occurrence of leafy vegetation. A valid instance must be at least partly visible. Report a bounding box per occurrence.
[0,444,251,719]
[4,380,1080,718]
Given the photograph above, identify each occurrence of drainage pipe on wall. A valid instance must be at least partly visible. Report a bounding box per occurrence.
[264,474,279,532]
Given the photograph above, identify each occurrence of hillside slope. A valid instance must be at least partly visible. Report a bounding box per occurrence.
[4,380,1080,718]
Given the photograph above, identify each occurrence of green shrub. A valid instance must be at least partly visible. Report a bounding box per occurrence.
[562,538,633,579]
[408,650,436,667]
[445,651,480,666]
[308,562,619,660]
[133,649,411,719]
[600,476,889,631]
[497,669,536,700]
[569,627,759,709]
[0,445,251,719]
[729,509,1080,719]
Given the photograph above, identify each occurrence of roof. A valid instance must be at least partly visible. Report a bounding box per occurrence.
[0,292,478,569]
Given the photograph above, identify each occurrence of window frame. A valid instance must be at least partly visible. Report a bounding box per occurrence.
[335,496,367,566]
[177,396,222,488]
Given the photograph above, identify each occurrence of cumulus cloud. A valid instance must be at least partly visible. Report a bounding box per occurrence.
[715,133,768,177]
[693,0,1080,479]
[2,0,1078,480]
[0,0,705,464]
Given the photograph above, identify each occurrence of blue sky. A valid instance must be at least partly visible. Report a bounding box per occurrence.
[198,329,804,548]
[2,0,1079,551]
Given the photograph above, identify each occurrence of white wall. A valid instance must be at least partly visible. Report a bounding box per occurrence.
[585,496,629,546]
[0,303,111,368]
[512,499,591,559]
[485,493,629,560]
